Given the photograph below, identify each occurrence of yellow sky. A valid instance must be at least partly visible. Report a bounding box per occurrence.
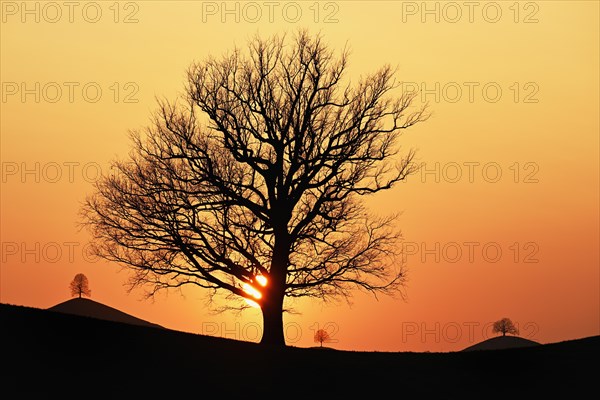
[1,1,598,351]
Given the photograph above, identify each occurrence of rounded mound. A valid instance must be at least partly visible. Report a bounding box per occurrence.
[462,335,541,351]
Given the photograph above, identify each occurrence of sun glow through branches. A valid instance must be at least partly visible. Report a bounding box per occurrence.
[242,275,267,308]
[255,275,267,287]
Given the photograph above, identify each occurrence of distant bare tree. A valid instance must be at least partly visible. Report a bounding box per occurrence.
[70,273,92,298]
[492,317,519,337]
[81,29,428,346]
[314,329,331,347]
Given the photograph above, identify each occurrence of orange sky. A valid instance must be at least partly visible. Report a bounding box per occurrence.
[1,1,598,352]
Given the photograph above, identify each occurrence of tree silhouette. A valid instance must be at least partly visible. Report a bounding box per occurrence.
[70,273,91,298]
[492,318,519,337]
[81,30,428,346]
[314,329,331,347]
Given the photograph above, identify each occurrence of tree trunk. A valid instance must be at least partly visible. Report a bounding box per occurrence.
[260,230,289,346]
[260,290,285,346]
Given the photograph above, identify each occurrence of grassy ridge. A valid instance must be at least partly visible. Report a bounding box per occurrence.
[1,303,597,397]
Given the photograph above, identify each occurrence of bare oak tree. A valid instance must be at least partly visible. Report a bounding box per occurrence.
[314,329,331,347]
[492,318,519,337]
[70,273,92,298]
[81,30,428,346]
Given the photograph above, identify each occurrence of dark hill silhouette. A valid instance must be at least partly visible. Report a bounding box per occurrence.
[0,302,598,397]
[48,298,164,329]
[462,335,541,351]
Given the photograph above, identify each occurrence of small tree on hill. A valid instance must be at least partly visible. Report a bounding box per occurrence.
[492,317,519,337]
[70,273,92,298]
[314,329,331,347]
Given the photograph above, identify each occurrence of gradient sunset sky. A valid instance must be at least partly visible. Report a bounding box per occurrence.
[1,0,598,352]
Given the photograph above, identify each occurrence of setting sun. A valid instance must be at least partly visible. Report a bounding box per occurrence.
[255,275,267,287]
[244,299,260,308]
[242,283,262,300]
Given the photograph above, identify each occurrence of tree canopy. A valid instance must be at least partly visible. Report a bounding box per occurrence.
[82,30,428,345]
[70,273,91,298]
[314,329,331,347]
[492,318,519,336]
